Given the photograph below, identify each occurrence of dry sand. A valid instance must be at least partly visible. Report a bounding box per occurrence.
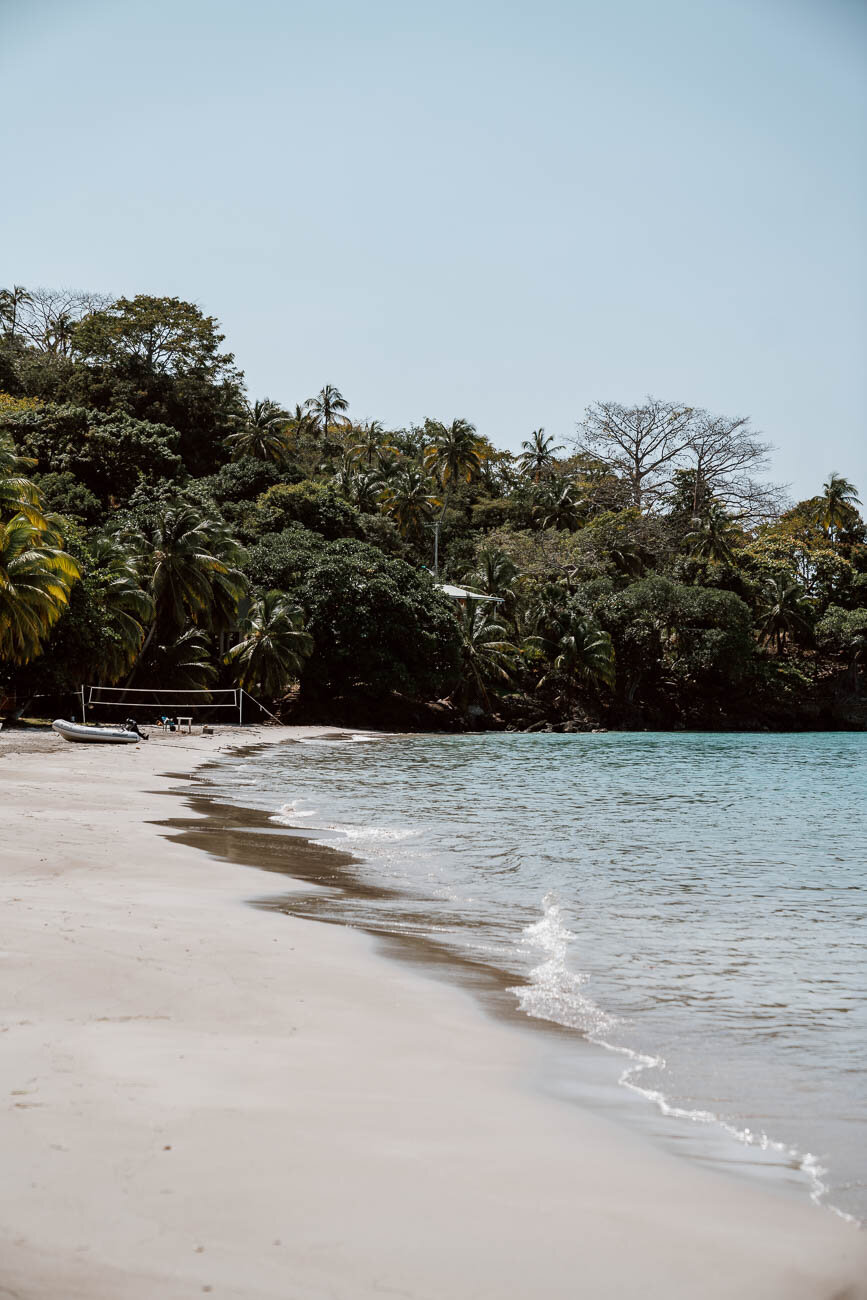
[1,725,865,1299]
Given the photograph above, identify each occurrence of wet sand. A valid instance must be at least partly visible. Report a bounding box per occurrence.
[1,725,865,1298]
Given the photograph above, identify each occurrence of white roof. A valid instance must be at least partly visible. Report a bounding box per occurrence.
[438,583,503,603]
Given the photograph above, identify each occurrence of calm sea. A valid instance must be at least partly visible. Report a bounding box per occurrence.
[203,732,867,1222]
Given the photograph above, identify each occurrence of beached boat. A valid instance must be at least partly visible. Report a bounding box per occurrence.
[52,719,142,745]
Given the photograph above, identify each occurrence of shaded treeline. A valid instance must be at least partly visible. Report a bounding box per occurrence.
[1,286,865,730]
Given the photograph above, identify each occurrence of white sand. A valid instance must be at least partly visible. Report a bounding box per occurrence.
[1,726,865,1299]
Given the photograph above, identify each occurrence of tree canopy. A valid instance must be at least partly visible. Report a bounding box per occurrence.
[2,281,865,729]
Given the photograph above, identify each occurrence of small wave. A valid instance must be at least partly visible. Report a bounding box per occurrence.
[508,894,615,1037]
[509,895,859,1225]
[298,731,386,746]
[332,824,420,843]
[616,1049,858,1223]
[271,802,318,825]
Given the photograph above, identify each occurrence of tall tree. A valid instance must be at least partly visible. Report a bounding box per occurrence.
[423,418,487,572]
[379,468,440,543]
[535,480,585,532]
[452,603,516,710]
[683,501,740,564]
[573,399,782,519]
[573,399,695,512]
[681,410,782,522]
[0,443,46,526]
[0,513,80,664]
[756,576,812,655]
[518,428,563,481]
[1,288,108,352]
[69,294,242,474]
[307,385,349,440]
[73,295,233,377]
[349,420,389,466]
[0,285,33,340]
[122,506,246,640]
[813,473,861,548]
[423,418,485,492]
[225,591,313,698]
[226,398,292,462]
[89,536,155,681]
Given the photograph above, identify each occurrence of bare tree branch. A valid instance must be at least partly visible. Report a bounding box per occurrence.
[571,397,786,523]
[571,398,695,511]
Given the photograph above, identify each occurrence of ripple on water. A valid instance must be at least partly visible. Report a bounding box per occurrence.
[205,731,867,1223]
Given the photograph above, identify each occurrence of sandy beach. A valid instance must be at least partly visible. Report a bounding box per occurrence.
[1,726,865,1299]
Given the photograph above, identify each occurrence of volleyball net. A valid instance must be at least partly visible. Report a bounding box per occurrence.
[80,686,278,725]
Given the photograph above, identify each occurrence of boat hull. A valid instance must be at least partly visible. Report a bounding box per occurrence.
[52,719,140,745]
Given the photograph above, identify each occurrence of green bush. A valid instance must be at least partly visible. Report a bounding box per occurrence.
[256,480,361,540]
[298,540,462,700]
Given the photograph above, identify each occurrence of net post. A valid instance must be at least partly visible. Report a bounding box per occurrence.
[238,689,243,727]
[80,685,86,724]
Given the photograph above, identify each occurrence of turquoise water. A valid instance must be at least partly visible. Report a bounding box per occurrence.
[208,732,867,1221]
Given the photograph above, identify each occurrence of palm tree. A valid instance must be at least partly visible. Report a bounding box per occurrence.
[0,443,46,527]
[307,385,349,440]
[0,512,80,664]
[330,453,358,499]
[349,420,388,466]
[346,467,385,514]
[756,576,812,654]
[379,469,440,543]
[123,506,247,642]
[423,418,485,492]
[90,536,155,681]
[548,618,615,690]
[372,443,403,481]
[529,613,615,703]
[207,526,250,635]
[423,418,486,573]
[138,628,218,691]
[535,480,584,532]
[524,582,570,648]
[0,285,32,340]
[518,428,563,481]
[453,603,517,709]
[684,502,739,564]
[226,399,292,463]
[46,311,75,356]
[813,473,861,547]
[464,548,519,601]
[286,402,316,439]
[225,591,313,698]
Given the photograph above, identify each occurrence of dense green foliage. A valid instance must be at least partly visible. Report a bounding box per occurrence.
[2,285,865,728]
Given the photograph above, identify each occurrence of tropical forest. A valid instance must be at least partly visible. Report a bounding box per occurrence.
[1,286,865,731]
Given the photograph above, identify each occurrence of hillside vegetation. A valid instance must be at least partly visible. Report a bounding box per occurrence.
[1,286,865,731]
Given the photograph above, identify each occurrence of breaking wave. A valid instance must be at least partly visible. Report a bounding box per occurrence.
[510,894,858,1225]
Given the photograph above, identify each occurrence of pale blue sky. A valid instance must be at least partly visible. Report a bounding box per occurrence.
[2,0,865,503]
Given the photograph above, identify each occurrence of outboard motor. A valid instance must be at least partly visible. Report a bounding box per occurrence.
[124,718,148,740]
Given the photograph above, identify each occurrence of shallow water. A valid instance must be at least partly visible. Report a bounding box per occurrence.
[207,731,867,1221]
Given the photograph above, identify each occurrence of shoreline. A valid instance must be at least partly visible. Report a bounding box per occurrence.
[175,753,859,1224]
[2,727,865,1299]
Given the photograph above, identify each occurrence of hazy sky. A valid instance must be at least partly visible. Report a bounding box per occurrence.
[2,0,865,502]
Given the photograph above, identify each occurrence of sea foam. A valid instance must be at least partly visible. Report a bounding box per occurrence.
[509,894,615,1038]
[270,801,318,825]
[509,894,859,1225]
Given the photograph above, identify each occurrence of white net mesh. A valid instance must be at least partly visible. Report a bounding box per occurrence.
[84,686,240,712]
